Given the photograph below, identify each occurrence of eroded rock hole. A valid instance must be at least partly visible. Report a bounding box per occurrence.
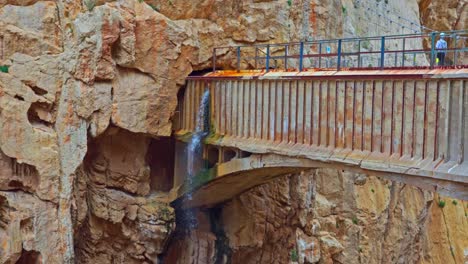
[0,152,39,193]
[147,137,175,193]
[206,146,219,168]
[29,86,47,96]
[27,102,53,128]
[0,195,9,228]
[14,95,24,101]
[15,249,41,264]
[83,126,176,195]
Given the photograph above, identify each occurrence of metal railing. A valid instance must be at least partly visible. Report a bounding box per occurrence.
[212,30,468,72]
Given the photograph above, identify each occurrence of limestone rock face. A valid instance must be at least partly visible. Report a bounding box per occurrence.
[0,0,466,263]
[73,127,175,263]
[0,191,62,264]
[165,169,468,264]
[0,1,63,59]
[418,0,466,31]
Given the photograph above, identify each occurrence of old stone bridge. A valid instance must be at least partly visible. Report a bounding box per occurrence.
[171,68,468,207]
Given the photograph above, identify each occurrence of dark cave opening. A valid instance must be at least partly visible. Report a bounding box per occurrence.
[147,136,176,193]
[206,146,220,168]
[15,249,41,264]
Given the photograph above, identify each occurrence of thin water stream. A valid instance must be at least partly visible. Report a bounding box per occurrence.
[182,89,210,229]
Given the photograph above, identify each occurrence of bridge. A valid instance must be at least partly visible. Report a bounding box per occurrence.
[170,31,468,207]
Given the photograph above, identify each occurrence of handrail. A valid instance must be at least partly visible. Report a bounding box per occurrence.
[212,30,468,72]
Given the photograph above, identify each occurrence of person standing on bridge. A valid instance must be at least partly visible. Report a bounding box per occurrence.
[436,33,447,66]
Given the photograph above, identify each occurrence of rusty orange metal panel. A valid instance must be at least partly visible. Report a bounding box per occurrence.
[393,81,404,156]
[354,81,364,151]
[296,80,306,145]
[439,80,449,161]
[304,81,313,145]
[335,81,346,149]
[261,81,270,141]
[236,80,244,137]
[289,80,298,144]
[414,81,426,159]
[425,80,438,160]
[381,81,393,154]
[225,81,233,136]
[402,80,415,157]
[312,81,320,146]
[249,80,257,139]
[363,80,374,152]
[177,70,467,196]
[372,81,383,153]
[328,81,337,148]
[282,81,290,143]
[344,81,354,149]
[231,80,238,137]
[275,81,283,142]
[256,81,263,139]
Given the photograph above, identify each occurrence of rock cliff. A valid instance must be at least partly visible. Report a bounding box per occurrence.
[0,0,466,263]
[164,169,468,264]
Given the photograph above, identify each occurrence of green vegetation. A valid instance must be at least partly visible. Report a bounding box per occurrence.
[438,200,446,208]
[452,200,458,206]
[342,5,347,14]
[358,247,363,253]
[84,0,96,11]
[371,188,375,193]
[287,0,292,7]
[0,65,9,73]
[183,168,216,194]
[352,216,359,225]
[160,207,171,219]
[149,4,159,11]
[290,248,299,262]
[361,40,370,50]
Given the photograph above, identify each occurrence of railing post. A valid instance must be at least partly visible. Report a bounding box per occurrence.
[357,39,361,68]
[318,42,322,68]
[402,37,406,67]
[255,47,258,69]
[284,44,288,70]
[236,46,241,72]
[337,39,342,71]
[299,42,304,71]
[212,48,216,72]
[430,32,436,69]
[380,36,385,70]
[454,35,458,66]
[266,44,270,72]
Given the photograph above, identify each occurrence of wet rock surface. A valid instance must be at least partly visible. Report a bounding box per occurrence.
[0,0,466,263]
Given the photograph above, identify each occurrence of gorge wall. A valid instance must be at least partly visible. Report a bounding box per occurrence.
[0,0,466,263]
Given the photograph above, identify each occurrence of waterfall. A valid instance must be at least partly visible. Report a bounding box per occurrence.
[187,89,210,184]
[180,89,210,230]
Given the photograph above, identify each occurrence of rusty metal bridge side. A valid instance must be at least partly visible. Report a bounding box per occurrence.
[175,69,468,199]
